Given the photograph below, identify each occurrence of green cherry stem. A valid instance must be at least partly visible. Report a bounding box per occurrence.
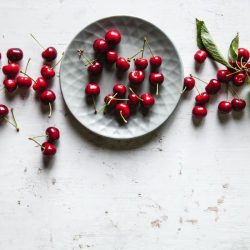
[120,111,127,123]
[11,108,19,132]
[48,103,52,118]
[190,74,207,85]
[77,49,94,66]
[129,87,143,101]
[28,137,43,147]
[30,34,45,50]
[141,38,146,58]
[52,52,65,69]
[144,37,154,56]
[20,71,36,83]
[127,49,143,62]
[24,58,31,74]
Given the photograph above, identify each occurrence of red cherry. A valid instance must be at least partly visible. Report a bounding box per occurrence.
[245,62,250,69]
[0,104,9,118]
[233,72,246,86]
[41,142,57,156]
[113,83,127,97]
[195,92,210,105]
[2,63,20,78]
[33,77,47,93]
[217,69,233,82]
[192,106,207,117]
[127,93,140,108]
[3,79,17,92]
[231,98,246,111]
[42,47,57,62]
[85,83,100,96]
[129,70,145,85]
[194,50,207,63]
[218,101,232,113]
[87,61,103,75]
[93,38,108,53]
[183,76,195,91]
[149,72,164,87]
[7,48,23,62]
[41,65,55,80]
[141,93,155,108]
[104,93,117,107]
[150,56,162,68]
[116,57,130,71]
[115,103,130,123]
[40,89,56,104]
[238,48,250,62]
[135,58,148,70]
[205,79,221,94]
[16,76,32,88]
[105,29,121,46]
[46,127,60,142]
[106,51,118,64]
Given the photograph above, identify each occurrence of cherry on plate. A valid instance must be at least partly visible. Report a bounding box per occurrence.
[141,93,155,108]
[105,29,121,46]
[106,51,118,64]
[129,70,145,85]
[115,103,130,123]
[134,58,148,70]
[93,38,108,53]
[113,83,127,97]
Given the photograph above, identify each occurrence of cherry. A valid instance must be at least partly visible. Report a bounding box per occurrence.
[0,106,19,131]
[0,104,9,118]
[238,48,249,62]
[113,83,127,97]
[218,101,232,114]
[104,93,118,107]
[46,127,60,142]
[32,77,47,93]
[7,48,23,62]
[116,57,130,71]
[2,63,20,78]
[127,93,140,108]
[144,37,162,68]
[129,70,145,85]
[42,142,57,156]
[231,98,246,111]
[105,29,121,46]
[233,72,246,86]
[85,83,100,114]
[135,58,148,70]
[88,61,103,75]
[141,93,155,108]
[192,106,207,117]
[217,69,233,82]
[17,58,32,88]
[195,92,210,105]
[183,76,195,91]
[106,51,118,64]
[149,72,164,95]
[41,65,55,80]
[3,79,17,92]
[93,38,108,53]
[245,62,250,69]
[40,89,56,118]
[115,103,130,123]
[194,50,207,63]
[205,79,221,94]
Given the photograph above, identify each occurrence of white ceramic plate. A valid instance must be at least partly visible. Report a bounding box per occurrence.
[60,16,183,139]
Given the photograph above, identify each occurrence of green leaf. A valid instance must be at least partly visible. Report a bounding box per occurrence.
[201,24,233,69]
[228,33,239,62]
[196,18,205,49]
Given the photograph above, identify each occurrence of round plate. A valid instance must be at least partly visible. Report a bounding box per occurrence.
[60,16,183,139]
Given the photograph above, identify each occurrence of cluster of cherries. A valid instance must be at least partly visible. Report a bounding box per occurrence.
[183,48,249,118]
[78,29,164,123]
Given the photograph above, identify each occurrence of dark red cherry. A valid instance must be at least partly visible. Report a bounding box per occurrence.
[233,72,246,86]
[46,127,60,142]
[93,38,108,53]
[7,48,23,62]
[0,104,9,118]
[205,79,221,94]
[41,65,55,80]
[2,63,20,78]
[149,72,164,87]
[104,93,118,107]
[192,106,207,117]
[217,69,233,82]
[127,93,140,108]
[33,77,47,93]
[135,58,148,70]
[183,76,195,91]
[41,142,57,156]
[3,79,17,92]
[40,89,56,104]
[231,98,246,111]
[218,101,232,113]
[195,92,210,105]
[194,50,207,63]
[238,48,250,62]
[105,29,121,45]
[129,70,145,85]
[141,93,155,108]
[88,61,103,75]
[115,103,130,123]
[42,47,57,62]
[150,56,162,68]
[16,76,32,88]
[113,83,127,97]
[116,57,130,71]
[106,51,118,64]
[85,83,100,96]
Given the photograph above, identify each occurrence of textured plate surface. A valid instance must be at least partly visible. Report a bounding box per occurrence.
[60,16,183,139]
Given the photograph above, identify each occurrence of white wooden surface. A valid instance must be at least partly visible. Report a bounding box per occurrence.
[1,1,250,249]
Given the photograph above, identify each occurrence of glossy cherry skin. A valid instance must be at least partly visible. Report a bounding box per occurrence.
[41,142,57,156]
[205,79,221,94]
[135,58,148,70]
[115,103,130,119]
[195,92,210,105]
[42,47,57,62]
[104,93,118,107]
[141,93,155,108]
[88,61,103,75]
[192,106,207,117]
[150,56,162,68]
[113,83,127,97]
[218,101,232,113]
[106,51,118,64]
[149,72,164,87]
[238,48,250,62]
[231,98,246,111]
[40,90,56,104]
[127,93,140,108]
[116,57,130,71]
[217,69,233,82]
[33,77,47,93]
[2,63,20,78]
[233,73,246,86]
[3,79,17,92]
[105,29,121,45]
[194,50,207,63]
[46,127,60,142]
[129,70,145,85]
[7,48,23,62]
[41,65,55,80]
[245,62,250,69]
[16,76,32,88]
[0,104,9,118]
[93,38,108,53]
[85,83,100,96]
[183,76,195,90]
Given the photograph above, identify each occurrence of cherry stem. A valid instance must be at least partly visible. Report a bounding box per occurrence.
[92,96,97,114]
[107,93,117,105]
[31,135,46,139]
[77,49,94,66]
[156,84,159,96]
[28,137,42,147]
[141,38,146,58]
[129,87,143,101]
[194,85,200,94]
[190,74,207,85]
[127,49,143,61]
[4,117,19,132]
[229,86,240,99]
[97,104,107,113]
[24,58,31,74]
[30,34,45,50]
[20,71,36,83]
[11,108,19,132]
[226,69,242,77]
[48,102,52,118]
[180,86,187,94]
[52,52,65,69]
[144,37,154,56]
[120,111,127,123]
